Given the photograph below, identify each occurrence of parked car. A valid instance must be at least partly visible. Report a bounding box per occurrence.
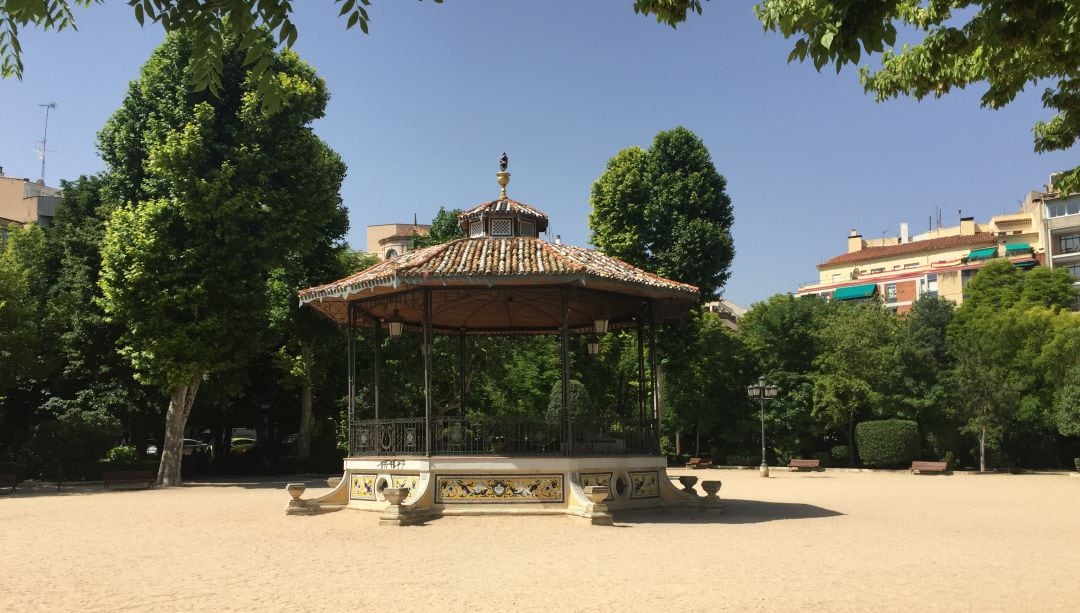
[230,437,256,454]
[182,438,209,456]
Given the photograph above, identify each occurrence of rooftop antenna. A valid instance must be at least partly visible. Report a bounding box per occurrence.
[35,102,57,183]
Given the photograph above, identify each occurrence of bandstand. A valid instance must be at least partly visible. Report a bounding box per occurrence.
[286,157,721,523]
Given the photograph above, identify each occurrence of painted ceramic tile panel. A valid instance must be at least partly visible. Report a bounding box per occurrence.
[579,472,614,501]
[391,475,420,493]
[350,474,377,500]
[629,471,659,499]
[435,474,564,504]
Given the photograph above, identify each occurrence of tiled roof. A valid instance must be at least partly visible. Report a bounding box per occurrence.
[819,233,996,269]
[458,197,549,232]
[299,237,698,303]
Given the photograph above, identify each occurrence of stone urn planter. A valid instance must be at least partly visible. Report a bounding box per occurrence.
[700,480,723,511]
[379,487,413,526]
[286,483,306,500]
[677,475,698,493]
[582,485,613,526]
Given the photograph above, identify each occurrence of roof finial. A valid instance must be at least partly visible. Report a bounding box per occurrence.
[497,152,510,198]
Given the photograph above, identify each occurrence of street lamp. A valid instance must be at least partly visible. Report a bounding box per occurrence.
[747,375,779,477]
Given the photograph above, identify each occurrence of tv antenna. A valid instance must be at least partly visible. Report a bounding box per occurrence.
[35,102,57,183]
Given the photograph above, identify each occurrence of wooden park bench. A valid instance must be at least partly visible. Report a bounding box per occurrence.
[910,461,949,475]
[788,458,823,472]
[102,470,155,489]
[0,470,16,494]
[686,457,713,469]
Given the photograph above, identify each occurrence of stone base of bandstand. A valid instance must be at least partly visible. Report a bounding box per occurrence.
[285,455,721,523]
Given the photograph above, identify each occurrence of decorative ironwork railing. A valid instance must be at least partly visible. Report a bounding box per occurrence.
[349,415,658,457]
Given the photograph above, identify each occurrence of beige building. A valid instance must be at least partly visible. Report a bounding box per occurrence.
[703,298,746,330]
[0,170,62,247]
[365,223,430,260]
[1042,173,1080,301]
[797,191,1045,313]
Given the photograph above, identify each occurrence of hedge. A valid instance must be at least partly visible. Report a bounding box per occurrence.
[856,419,920,468]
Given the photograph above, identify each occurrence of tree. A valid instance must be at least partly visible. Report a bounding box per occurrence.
[412,207,464,249]
[756,0,1080,192]
[812,301,902,465]
[2,1,703,111]
[98,31,346,486]
[589,127,735,299]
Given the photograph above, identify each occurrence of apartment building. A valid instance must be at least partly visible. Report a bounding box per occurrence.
[796,191,1044,313]
[1042,173,1080,301]
[0,169,62,247]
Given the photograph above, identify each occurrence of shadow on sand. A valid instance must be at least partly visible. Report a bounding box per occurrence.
[5,476,332,498]
[612,498,843,526]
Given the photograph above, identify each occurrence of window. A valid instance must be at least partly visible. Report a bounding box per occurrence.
[1050,201,1080,217]
[1067,263,1080,280]
[925,273,938,298]
[1060,234,1080,254]
[490,218,512,237]
[469,220,484,238]
[885,283,897,303]
[384,248,398,259]
[870,267,885,274]
[904,262,919,269]
[519,219,536,237]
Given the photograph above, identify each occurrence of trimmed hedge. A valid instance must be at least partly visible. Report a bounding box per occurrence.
[856,420,920,468]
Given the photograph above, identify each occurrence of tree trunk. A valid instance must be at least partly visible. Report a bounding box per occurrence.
[695,429,701,457]
[848,413,856,467]
[979,424,987,473]
[157,373,203,487]
[297,342,315,464]
[675,431,681,455]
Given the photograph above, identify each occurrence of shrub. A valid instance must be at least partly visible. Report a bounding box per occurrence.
[1074,458,1080,472]
[546,380,593,425]
[725,453,756,466]
[101,445,141,468]
[830,445,849,464]
[856,420,920,468]
[811,451,831,467]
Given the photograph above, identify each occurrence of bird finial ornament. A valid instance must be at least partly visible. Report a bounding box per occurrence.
[499,152,508,172]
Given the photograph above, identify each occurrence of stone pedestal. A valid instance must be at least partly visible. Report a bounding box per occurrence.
[677,475,698,493]
[701,480,724,511]
[379,487,413,526]
[582,485,613,526]
[285,483,315,516]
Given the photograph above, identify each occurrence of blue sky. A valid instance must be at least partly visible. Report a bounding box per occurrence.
[1,2,1075,307]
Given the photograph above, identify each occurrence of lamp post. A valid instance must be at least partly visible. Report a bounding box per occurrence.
[747,375,778,477]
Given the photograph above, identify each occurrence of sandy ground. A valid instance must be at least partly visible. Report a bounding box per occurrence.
[1,469,1079,613]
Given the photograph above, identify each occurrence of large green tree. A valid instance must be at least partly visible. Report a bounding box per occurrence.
[756,0,1080,191]
[98,31,347,486]
[589,127,735,299]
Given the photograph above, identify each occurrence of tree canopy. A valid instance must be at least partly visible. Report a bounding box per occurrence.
[1,0,705,110]
[97,29,347,485]
[589,126,735,299]
[756,0,1080,191]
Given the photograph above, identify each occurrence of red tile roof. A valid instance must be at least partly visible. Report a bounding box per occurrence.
[458,197,549,232]
[299,237,698,303]
[818,233,996,269]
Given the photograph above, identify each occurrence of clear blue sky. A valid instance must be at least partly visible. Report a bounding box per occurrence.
[1,2,1075,307]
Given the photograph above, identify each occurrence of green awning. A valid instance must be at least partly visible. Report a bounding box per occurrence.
[1014,260,1037,269]
[1005,243,1031,254]
[967,247,998,261]
[834,283,877,301]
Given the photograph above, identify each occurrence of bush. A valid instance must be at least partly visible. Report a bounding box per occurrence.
[856,420,920,468]
[546,380,593,425]
[100,445,142,469]
[830,445,849,464]
[811,451,831,467]
[1074,458,1080,472]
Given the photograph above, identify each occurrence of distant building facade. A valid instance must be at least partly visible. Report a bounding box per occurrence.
[0,169,62,247]
[1042,173,1080,303]
[796,190,1045,313]
[703,298,746,330]
[365,223,431,260]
